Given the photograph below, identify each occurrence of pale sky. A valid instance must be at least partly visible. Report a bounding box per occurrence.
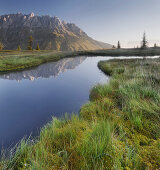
[1,0,160,47]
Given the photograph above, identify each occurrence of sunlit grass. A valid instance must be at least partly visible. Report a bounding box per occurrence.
[0,50,84,72]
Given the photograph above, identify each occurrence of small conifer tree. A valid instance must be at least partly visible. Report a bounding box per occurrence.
[117,41,121,49]
[154,43,157,48]
[0,42,4,50]
[112,45,116,48]
[141,32,148,48]
[28,36,33,50]
[36,43,40,50]
[17,45,21,51]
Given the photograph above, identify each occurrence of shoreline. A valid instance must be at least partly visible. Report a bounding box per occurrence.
[0,47,160,73]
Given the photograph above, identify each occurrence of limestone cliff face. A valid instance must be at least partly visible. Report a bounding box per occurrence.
[0,13,112,50]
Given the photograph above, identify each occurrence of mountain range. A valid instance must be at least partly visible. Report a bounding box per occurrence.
[0,13,112,51]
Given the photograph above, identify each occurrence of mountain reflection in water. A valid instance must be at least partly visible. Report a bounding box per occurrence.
[0,57,86,81]
[0,56,109,149]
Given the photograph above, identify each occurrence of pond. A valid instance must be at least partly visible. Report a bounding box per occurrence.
[0,56,110,150]
[0,56,159,150]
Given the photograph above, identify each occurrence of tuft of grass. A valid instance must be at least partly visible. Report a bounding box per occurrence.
[77,121,114,169]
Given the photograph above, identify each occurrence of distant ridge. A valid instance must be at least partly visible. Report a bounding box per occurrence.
[0,13,112,51]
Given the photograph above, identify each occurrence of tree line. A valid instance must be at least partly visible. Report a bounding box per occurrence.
[0,32,159,51]
[0,35,40,51]
[113,32,157,49]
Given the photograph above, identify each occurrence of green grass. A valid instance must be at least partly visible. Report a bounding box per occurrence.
[1,47,160,73]
[0,58,160,169]
[0,50,86,73]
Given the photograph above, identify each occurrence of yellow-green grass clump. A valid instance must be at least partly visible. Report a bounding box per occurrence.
[1,58,160,169]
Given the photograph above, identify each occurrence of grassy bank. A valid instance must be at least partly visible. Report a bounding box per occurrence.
[1,58,159,169]
[0,50,85,73]
[1,47,160,73]
[85,47,160,56]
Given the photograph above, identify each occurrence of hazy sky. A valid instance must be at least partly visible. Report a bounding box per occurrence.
[1,0,160,47]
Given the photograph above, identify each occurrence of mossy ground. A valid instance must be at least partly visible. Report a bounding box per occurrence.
[0,58,160,169]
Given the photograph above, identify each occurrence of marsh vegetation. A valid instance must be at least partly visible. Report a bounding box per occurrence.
[1,57,159,169]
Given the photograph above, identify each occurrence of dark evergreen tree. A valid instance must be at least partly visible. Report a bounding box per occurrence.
[141,32,148,48]
[117,41,121,49]
[28,36,33,50]
[112,45,116,48]
[36,43,40,50]
[154,43,157,48]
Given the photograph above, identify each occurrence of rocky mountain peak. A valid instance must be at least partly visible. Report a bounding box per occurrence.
[0,13,112,50]
[29,12,35,18]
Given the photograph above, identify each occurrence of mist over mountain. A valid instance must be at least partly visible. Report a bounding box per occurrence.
[0,13,112,51]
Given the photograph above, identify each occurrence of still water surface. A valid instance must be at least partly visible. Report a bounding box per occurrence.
[0,56,110,149]
[0,56,159,149]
